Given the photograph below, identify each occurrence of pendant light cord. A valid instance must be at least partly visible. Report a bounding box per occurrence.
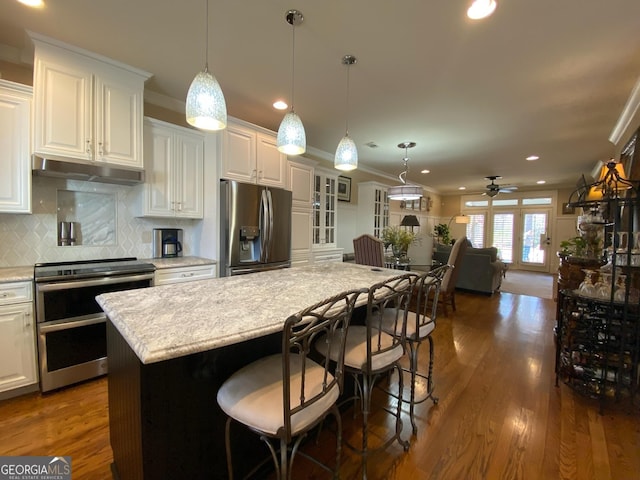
[345,62,350,135]
[290,23,296,112]
[204,0,209,72]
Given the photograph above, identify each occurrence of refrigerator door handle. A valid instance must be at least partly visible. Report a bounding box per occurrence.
[265,189,274,262]
[260,189,269,262]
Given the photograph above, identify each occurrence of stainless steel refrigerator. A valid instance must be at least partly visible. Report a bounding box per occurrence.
[219,179,292,276]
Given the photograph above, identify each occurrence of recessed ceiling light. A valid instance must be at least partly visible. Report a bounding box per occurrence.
[421,169,430,174]
[537,180,546,184]
[467,0,497,20]
[17,0,44,7]
[458,186,466,190]
[273,100,288,110]
[526,155,540,161]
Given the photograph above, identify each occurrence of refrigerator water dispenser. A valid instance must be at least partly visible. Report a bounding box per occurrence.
[239,226,260,262]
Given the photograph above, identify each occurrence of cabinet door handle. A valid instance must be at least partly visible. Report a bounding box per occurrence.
[99,142,105,157]
[86,140,92,158]
[0,293,8,298]
[258,170,263,179]
[252,169,257,179]
[176,202,182,211]
[181,272,195,278]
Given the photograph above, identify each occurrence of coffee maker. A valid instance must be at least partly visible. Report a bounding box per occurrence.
[153,228,183,258]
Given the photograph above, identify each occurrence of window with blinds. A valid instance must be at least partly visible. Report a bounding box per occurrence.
[465,214,486,247]
[493,213,514,262]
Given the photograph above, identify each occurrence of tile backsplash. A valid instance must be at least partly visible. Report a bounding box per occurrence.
[0,176,200,267]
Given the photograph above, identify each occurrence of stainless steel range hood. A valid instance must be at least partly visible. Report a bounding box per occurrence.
[32,155,144,186]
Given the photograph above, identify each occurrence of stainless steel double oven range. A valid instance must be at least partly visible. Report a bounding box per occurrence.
[34,258,155,392]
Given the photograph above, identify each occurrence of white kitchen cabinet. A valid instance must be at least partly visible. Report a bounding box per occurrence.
[31,33,151,169]
[221,120,286,187]
[311,248,344,264]
[0,80,31,214]
[137,118,204,219]
[357,181,390,238]
[0,281,37,396]
[155,264,216,285]
[313,168,339,248]
[287,158,315,266]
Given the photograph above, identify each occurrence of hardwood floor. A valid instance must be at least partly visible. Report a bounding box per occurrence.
[1,290,638,479]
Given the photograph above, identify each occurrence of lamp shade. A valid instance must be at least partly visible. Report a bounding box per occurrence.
[334,135,358,171]
[277,111,306,155]
[456,215,470,224]
[400,215,420,227]
[388,185,422,201]
[186,69,227,131]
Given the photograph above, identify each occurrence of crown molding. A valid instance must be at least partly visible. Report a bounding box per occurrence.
[610,75,640,145]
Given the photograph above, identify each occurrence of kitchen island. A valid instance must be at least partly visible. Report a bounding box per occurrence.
[97,262,405,480]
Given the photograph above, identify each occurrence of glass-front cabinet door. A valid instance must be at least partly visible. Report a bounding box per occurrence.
[313,172,337,247]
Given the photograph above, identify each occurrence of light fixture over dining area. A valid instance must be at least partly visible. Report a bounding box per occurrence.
[277,9,306,156]
[387,142,423,201]
[334,55,358,171]
[185,0,227,131]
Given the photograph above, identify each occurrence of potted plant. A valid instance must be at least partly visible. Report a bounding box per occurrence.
[434,223,451,245]
[382,225,417,259]
[559,236,587,257]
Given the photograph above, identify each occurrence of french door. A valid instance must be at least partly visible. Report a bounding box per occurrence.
[492,209,551,272]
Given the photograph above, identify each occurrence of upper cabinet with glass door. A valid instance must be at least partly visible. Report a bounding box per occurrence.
[31,33,151,169]
[313,169,338,248]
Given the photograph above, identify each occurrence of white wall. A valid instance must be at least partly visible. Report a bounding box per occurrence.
[336,203,358,253]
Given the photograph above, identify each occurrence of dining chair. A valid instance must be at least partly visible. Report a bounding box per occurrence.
[440,236,469,316]
[216,288,366,480]
[315,272,416,480]
[380,264,451,433]
[353,234,385,267]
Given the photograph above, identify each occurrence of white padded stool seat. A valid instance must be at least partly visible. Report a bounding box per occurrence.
[217,353,339,436]
[316,325,404,372]
[381,309,435,340]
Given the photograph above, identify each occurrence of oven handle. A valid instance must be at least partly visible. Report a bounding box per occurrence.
[39,314,106,333]
[36,272,155,292]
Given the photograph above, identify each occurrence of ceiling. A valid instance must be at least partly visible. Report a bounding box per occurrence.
[2,0,640,195]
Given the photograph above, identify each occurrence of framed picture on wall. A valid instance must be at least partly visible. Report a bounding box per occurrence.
[337,176,351,202]
[562,202,575,215]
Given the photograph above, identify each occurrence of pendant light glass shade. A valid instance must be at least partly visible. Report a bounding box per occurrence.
[277,111,306,155]
[186,68,227,131]
[388,142,423,201]
[335,55,358,171]
[185,0,227,131]
[387,185,423,201]
[278,10,305,155]
[335,134,358,171]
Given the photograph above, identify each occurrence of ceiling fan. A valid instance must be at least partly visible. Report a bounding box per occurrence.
[483,176,517,197]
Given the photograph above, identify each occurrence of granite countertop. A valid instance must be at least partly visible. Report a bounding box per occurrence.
[0,266,34,283]
[145,256,216,269]
[97,262,405,365]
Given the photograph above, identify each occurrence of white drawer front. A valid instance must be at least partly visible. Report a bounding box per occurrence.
[0,281,33,305]
[155,265,216,285]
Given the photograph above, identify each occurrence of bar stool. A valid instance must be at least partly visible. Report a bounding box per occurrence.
[380,264,450,433]
[316,273,416,480]
[216,288,366,480]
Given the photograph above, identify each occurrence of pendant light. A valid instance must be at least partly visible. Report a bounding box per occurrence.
[277,10,306,155]
[334,55,358,171]
[387,142,423,201]
[185,0,227,131]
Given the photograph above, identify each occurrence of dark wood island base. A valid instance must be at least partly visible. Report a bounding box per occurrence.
[107,320,281,479]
